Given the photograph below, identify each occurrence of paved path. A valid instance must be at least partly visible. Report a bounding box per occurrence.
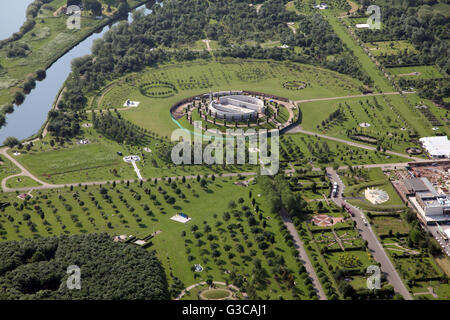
[131,160,144,180]
[0,148,57,192]
[285,126,422,161]
[293,91,414,105]
[202,39,212,52]
[280,208,327,300]
[287,23,297,34]
[176,281,247,300]
[326,167,413,300]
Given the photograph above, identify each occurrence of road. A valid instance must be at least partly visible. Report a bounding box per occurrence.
[326,167,413,300]
[280,208,327,300]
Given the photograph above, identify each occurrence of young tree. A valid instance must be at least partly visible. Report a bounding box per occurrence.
[3,136,20,148]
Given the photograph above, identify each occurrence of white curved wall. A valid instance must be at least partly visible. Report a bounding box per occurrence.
[207,94,264,121]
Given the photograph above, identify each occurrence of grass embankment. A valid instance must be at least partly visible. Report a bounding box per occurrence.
[0,0,146,108]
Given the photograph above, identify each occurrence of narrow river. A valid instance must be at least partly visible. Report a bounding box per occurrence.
[0,0,34,41]
[0,4,152,143]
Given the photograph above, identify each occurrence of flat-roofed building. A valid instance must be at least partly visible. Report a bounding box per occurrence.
[419,136,450,159]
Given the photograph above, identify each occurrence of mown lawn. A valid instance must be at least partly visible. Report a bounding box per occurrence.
[91,59,365,137]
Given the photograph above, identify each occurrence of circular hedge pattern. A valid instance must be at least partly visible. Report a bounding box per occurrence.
[283,80,308,90]
[139,81,178,98]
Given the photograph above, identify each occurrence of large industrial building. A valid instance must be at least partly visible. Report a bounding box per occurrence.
[405,177,450,222]
[419,136,450,159]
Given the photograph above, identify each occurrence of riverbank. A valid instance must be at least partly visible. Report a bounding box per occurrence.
[0,0,148,110]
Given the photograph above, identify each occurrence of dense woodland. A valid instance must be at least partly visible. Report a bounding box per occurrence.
[0,233,169,299]
[92,110,145,144]
[258,174,307,217]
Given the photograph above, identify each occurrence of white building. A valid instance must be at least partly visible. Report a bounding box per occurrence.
[355,24,370,29]
[420,136,450,159]
[313,3,329,9]
[208,94,265,121]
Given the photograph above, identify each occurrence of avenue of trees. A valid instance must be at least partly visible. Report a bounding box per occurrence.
[0,233,169,300]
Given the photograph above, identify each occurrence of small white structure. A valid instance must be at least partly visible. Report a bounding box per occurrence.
[445,228,450,240]
[194,264,203,272]
[419,136,450,158]
[123,100,140,107]
[365,188,389,205]
[171,213,191,224]
[134,240,146,246]
[356,24,370,29]
[359,122,371,128]
[123,155,141,163]
[314,3,329,9]
[123,155,143,180]
[113,235,128,242]
[144,147,152,153]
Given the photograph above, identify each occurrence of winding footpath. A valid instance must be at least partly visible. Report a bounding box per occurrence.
[0,147,56,192]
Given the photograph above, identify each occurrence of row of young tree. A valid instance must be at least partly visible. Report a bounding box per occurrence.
[0,233,169,299]
[60,0,373,113]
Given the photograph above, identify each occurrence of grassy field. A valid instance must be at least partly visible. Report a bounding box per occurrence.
[388,65,445,80]
[12,122,256,185]
[339,168,405,210]
[281,133,410,167]
[5,176,41,189]
[90,59,365,137]
[299,94,435,153]
[366,40,418,57]
[322,11,393,92]
[0,176,313,299]
[370,215,410,235]
[0,156,21,182]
